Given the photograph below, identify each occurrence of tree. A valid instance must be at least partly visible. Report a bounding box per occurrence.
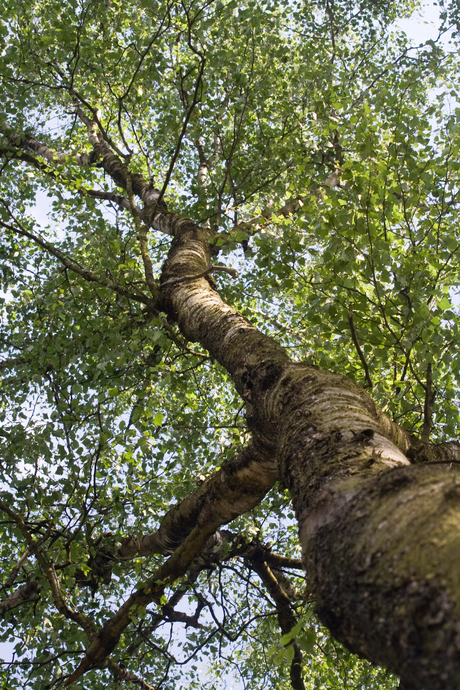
[0,0,460,687]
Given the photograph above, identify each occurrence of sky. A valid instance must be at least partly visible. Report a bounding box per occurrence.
[398,0,444,39]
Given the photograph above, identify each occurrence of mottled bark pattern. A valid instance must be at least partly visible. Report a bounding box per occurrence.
[306,464,460,690]
[160,221,460,690]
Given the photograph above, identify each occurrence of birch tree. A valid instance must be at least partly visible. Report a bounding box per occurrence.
[1,0,460,688]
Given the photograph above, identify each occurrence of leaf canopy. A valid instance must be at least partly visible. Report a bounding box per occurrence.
[0,0,459,687]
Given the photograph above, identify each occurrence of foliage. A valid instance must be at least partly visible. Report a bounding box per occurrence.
[0,0,459,687]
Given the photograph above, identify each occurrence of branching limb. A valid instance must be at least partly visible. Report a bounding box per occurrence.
[68,89,128,159]
[80,528,300,609]
[0,198,206,360]
[64,523,217,685]
[0,142,134,214]
[4,546,32,589]
[2,130,97,166]
[76,108,178,234]
[162,606,205,629]
[0,202,153,308]
[84,188,134,213]
[0,501,95,640]
[156,313,209,359]
[407,439,460,464]
[154,54,207,208]
[264,552,303,571]
[216,168,342,248]
[65,440,277,684]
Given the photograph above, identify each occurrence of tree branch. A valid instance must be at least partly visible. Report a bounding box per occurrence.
[4,546,32,589]
[421,362,435,443]
[0,580,40,616]
[155,55,207,207]
[2,129,97,166]
[65,438,278,683]
[249,554,305,690]
[348,311,373,388]
[65,524,214,684]
[0,357,27,371]
[0,203,153,307]
[0,501,95,640]
[0,141,134,214]
[161,264,238,287]
[106,659,156,690]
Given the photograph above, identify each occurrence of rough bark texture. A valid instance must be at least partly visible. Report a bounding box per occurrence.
[275,366,460,689]
[159,220,460,690]
[306,464,460,690]
[126,442,278,555]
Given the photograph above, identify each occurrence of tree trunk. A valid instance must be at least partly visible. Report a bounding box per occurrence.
[160,222,460,690]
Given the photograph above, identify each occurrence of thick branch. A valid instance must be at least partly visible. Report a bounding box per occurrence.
[76,108,174,232]
[222,171,341,245]
[2,130,97,166]
[0,580,40,616]
[161,264,238,287]
[115,443,277,558]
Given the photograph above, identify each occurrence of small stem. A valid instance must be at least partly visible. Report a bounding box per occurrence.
[161,265,238,288]
[348,312,372,388]
[421,362,435,443]
[156,56,206,207]
[126,173,159,300]
[4,546,32,588]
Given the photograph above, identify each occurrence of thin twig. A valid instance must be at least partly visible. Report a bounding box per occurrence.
[0,202,153,307]
[4,546,32,588]
[348,312,372,388]
[249,555,305,690]
[421,362,435,444]
[156,56,206,207]
[161,265,238,287]
[106,658,156,690]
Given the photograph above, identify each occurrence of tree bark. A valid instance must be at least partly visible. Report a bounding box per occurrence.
[159,220,460,690]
